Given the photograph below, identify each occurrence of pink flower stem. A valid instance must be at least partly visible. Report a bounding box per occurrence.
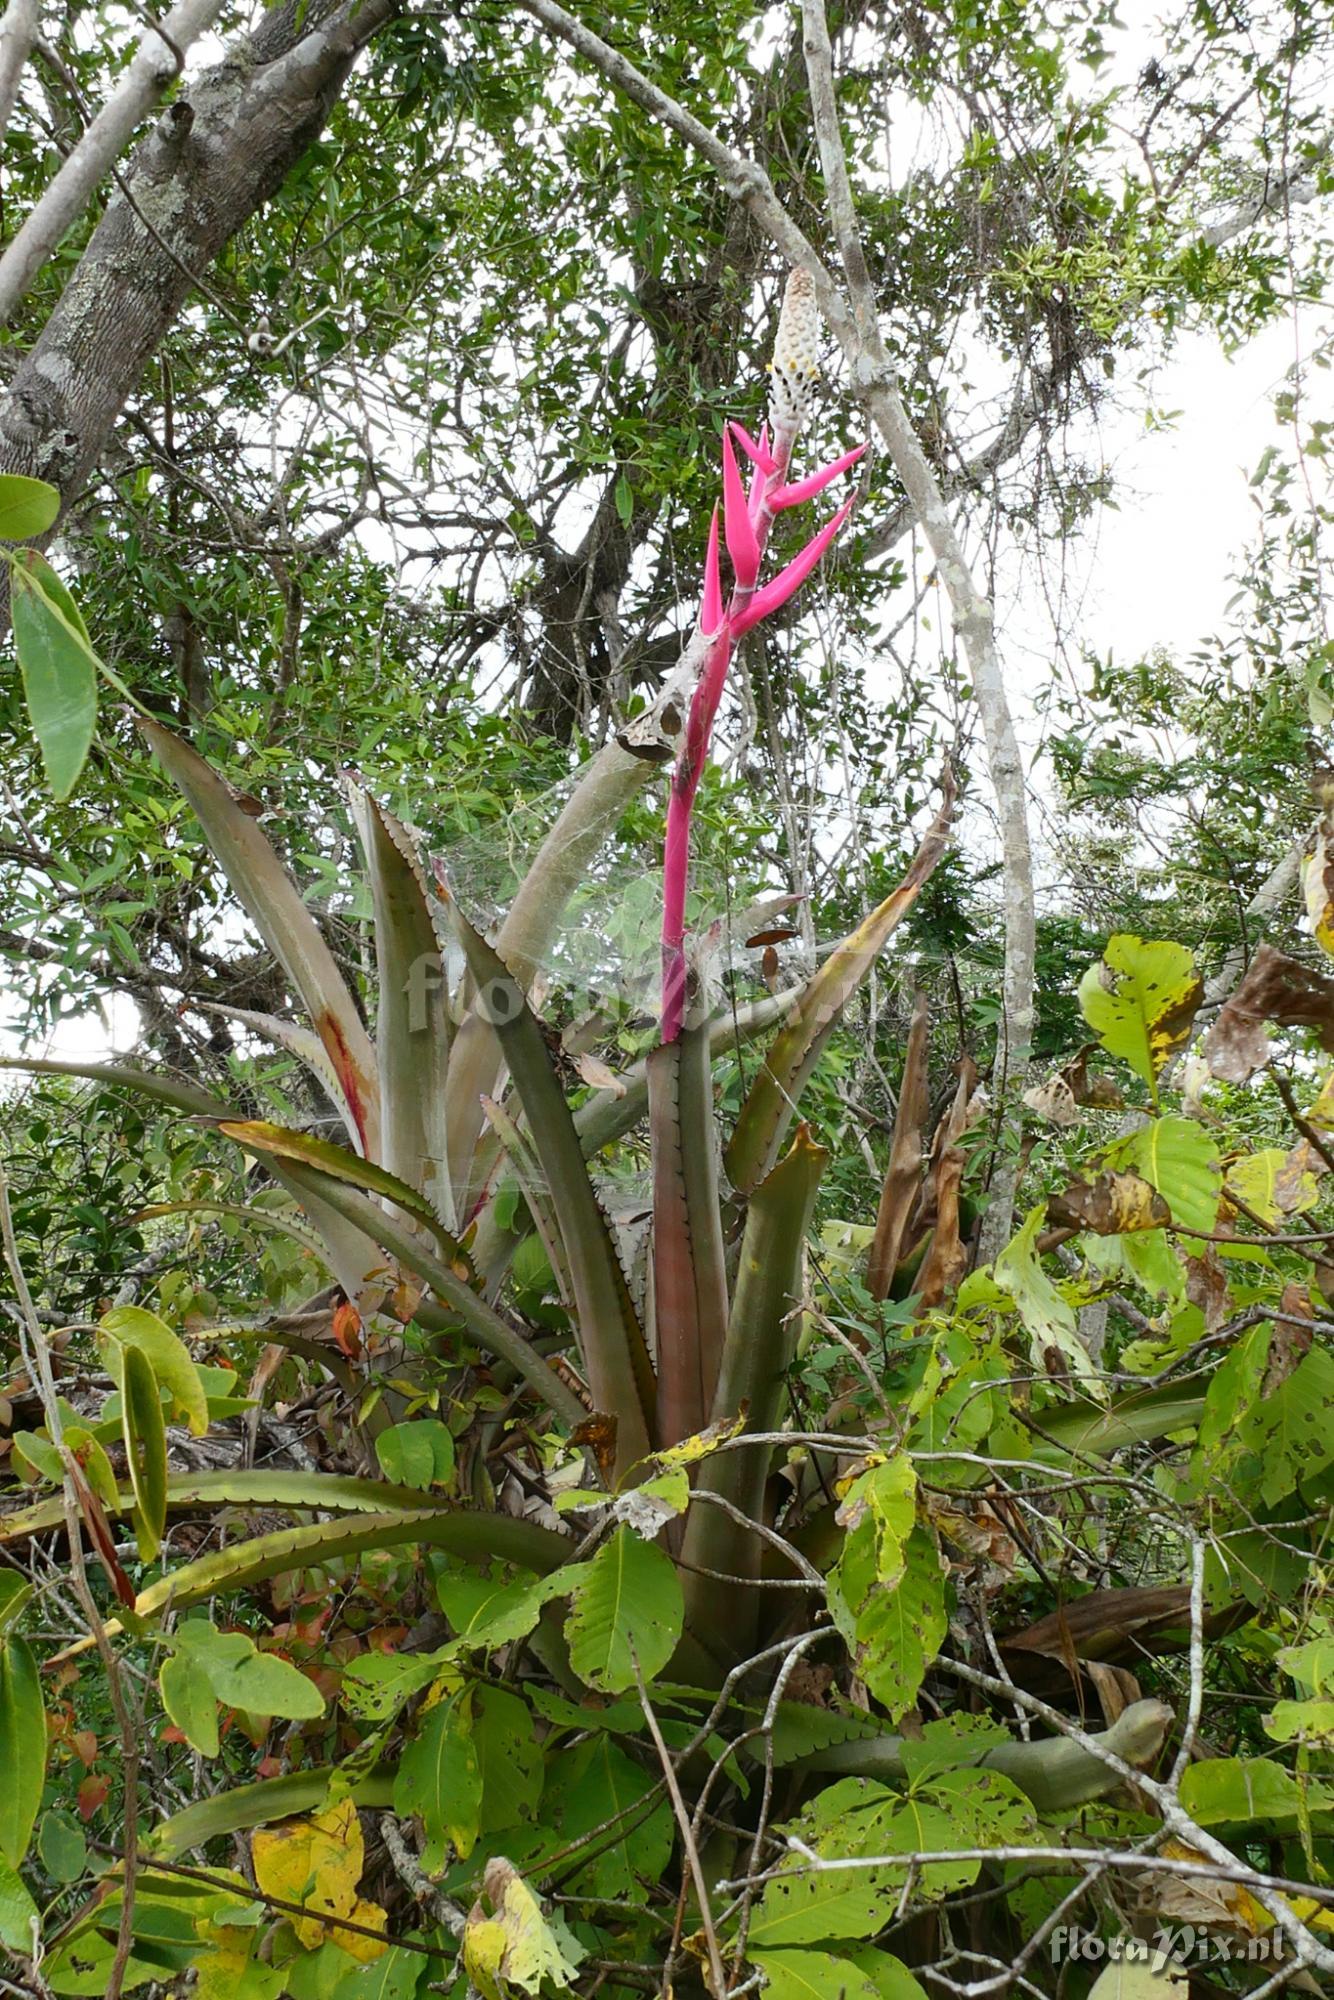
[660,428,796,1042]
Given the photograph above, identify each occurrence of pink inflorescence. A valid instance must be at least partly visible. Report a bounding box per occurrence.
[659,423,867,1042]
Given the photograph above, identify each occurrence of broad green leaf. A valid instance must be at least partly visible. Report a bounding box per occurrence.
[341,1651,444,1726]
[332,1946,423,2000]
[101,1305,209,1436]
[393,1690,481,1866]
[1087,1960,1187,1997]
[375,1419,455,1491]
[37,1811,87,1885]
[0,1633,46,1866]
[826,1524,947,1723]
[473,1685,544,1833]
[162,1620,324,1753]
[749,1782,963,1945]
[0,1574,33,1633]
[1179,1756,1307,1825]
[281,1940,360,2000]
[1103,1118,1221,1239]
[1264,1699,1334,1744]
[991,1204,1105,1396]
[1078,935,1202,1100]
[751,1948,925,2000]
[896,1714,1012,1787]
[565,1524,683,1693]
[1243,1341,1334,1505]
[538,1733,673,1897]
[161,1647,223,1756]
[121,1340,168,1561]
[0,1850,39,1956]
[10,553,98,800]
[1276,1637,1334,1692]
[194,1926,288,2000]
[0,472,60,538]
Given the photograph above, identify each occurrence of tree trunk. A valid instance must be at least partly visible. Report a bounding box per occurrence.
[0,0,398,612]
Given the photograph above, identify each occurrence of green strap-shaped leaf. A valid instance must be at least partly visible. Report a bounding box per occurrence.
[217,1119,473,1277]
[147,1769,396,1860]
[347,783,456,1230]
[67,1508,575,1659]
[122,1342,169,1561]
[274,1159,590,1437]
[442,742,651,1216]
[0,1055,236,1118]
[0,1467,465,1544]
[10,551,99,800]
[565,1525,683,1693]
[648,1020,730,1450]
[0,1634,46,1867]
[444,897,655,1480]
[726,779,953,1194]
[680,1126,827,1653]
[141,717,380,1158]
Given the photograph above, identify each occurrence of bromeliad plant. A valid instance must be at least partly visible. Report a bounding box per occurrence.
[5,275,1260,1997]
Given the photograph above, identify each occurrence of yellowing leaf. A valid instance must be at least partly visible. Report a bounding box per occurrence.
[463,1859,585,1997]
[252,1798,384,1957]
[1079,935,1202,1101]
[1304,797,1334,958]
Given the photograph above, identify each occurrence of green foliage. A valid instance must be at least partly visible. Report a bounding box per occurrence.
[564,1525,683,1694]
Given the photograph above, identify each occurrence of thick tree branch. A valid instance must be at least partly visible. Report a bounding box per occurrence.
[0,0,400,605]
[0,0,229,325]
[0,0,39,149]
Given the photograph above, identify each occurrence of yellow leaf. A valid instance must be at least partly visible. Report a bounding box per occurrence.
[329,1895,390,1962]
[252,1797,369,1952]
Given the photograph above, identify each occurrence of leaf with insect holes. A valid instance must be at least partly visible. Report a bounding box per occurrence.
[565,1525,682,1693]
[1078,935,1202,1100]
[251,1797,388,1961]
[826,1524,947,1724]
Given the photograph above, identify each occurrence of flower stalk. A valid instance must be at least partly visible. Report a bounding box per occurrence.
[659,269,865,1041]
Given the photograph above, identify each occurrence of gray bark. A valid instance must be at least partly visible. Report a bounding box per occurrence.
[0,0,230,326]
[0,0,39,147]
